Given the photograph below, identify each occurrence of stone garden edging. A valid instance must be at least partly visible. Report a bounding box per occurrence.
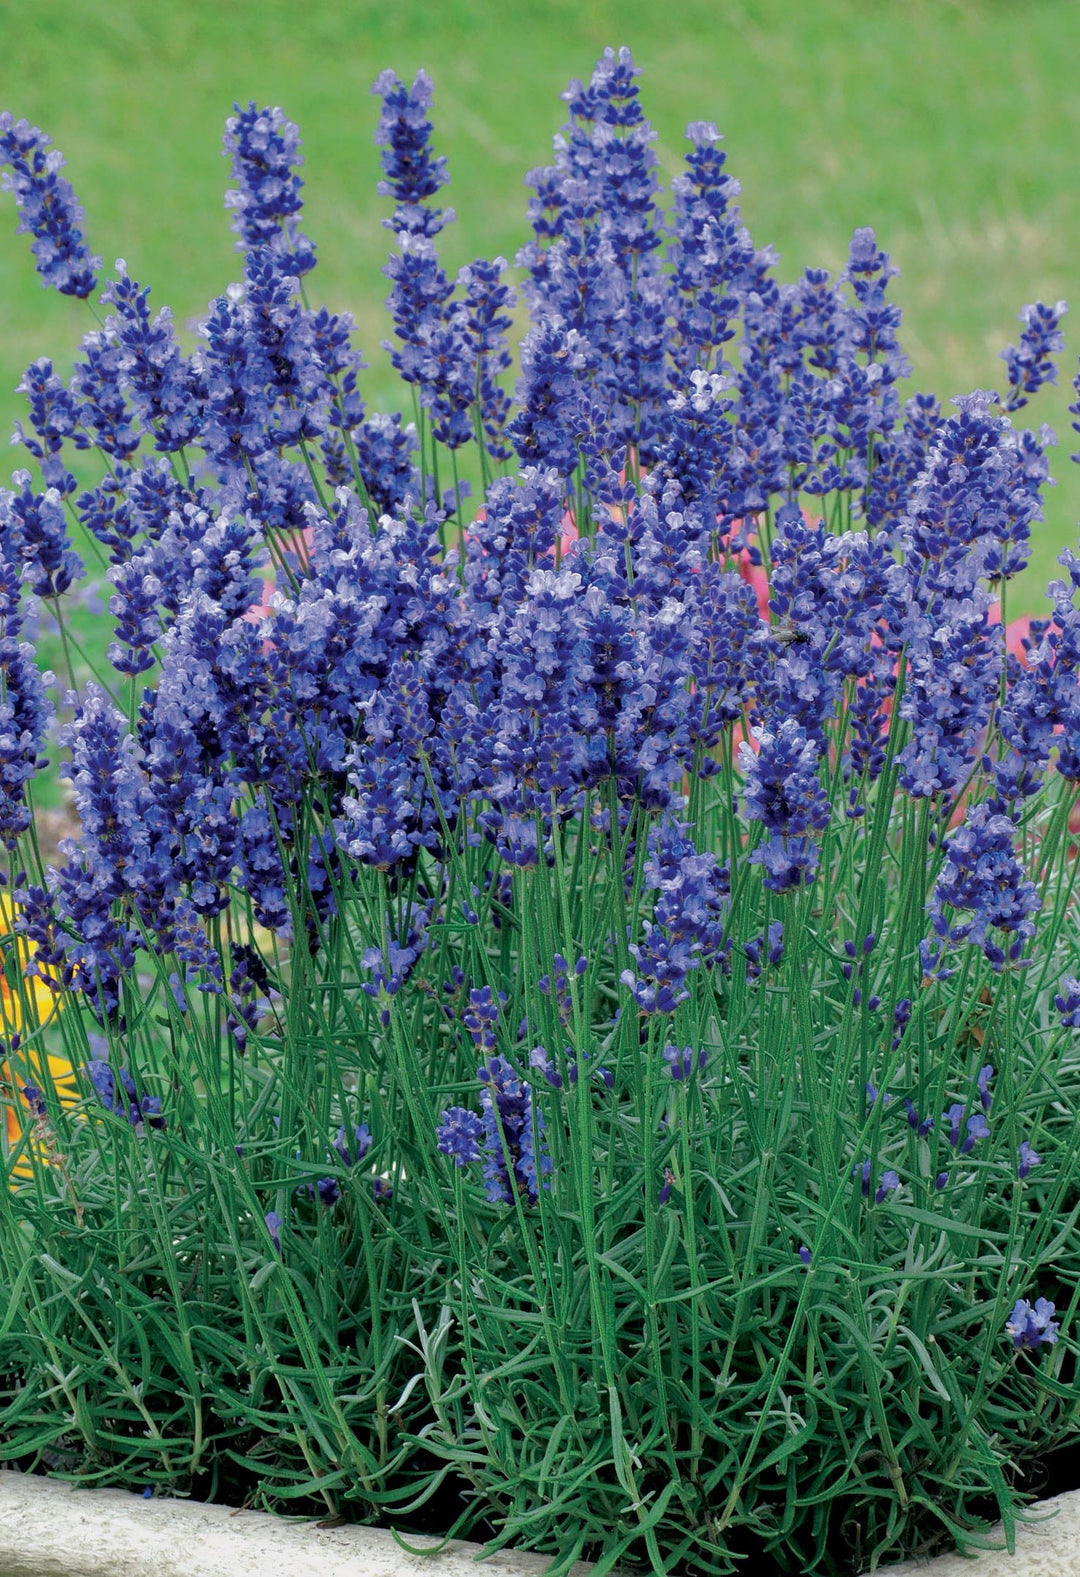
[1,1469,1080,1575]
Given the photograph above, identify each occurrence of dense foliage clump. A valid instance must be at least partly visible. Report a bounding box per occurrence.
[0,48,1078,1576]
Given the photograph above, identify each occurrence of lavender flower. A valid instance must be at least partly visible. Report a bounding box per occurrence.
[621,819,727,1013]
[333,1123,372,1168]
[667,121,753,378]
[83,1059,165,1130]
[529,1046,563,1090]
[897,598,1002,798]
[264,1211,282,1252]
[13,357,79,493]
[943,1104,966,1149]
[961,1113,990,1155]
[372,69,451,237]
[223,103,315,276]
[875,1169,900,1205]
[977,1064,994,1113]
[509,319,588,478]
[0,547,52,848]
[1018,1141,1042,1179]
[537,953,587,1027]
[892,999,912,1051]
[463,985,503,1057]
[1006,1297,1059,1352]
[903,391,1040,594]
[1000,301,1067,413]
[741,719,830,892]
[437,1106,484,1167]
[477,1055,550,1205]
[929,805,1040,970]
[106,551,162,675]
[742,921,784,981]
[843,227,908,387]
[69,330,140,462]
[662,1043,707,1081]
[0,470,84,598]
[100,263,204,452]
[518,47,669,457]
[458,256,515,460]
[362,911,429,1004]
[0,114,100,296]
[903,1100,934,1138]
[1055,976,1080,1029]
[311,1122,379,1206]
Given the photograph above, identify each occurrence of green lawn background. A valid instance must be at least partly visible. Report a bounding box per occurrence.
[0,0,1078,614]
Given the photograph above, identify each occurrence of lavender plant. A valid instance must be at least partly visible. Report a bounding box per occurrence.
[0,50,1078,1575]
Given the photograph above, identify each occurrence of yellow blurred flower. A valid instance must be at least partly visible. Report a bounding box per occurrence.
[0,893,77,1181]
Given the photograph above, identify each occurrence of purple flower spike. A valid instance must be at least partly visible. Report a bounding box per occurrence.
[436,1106,484,1168]
[622,820,727,1014]
[371,68,452,237]
[798,1244,812,1266]
[1000,300,1067,413]
[0,115,100,296]
[742,720,829,893]
[934,1171,950,1191]
[223,102,315,277]
[82,1058,165,1131]
[477,1055,551,1204]
[874,1169,900,1205]
[264,1211,282,1252]
[929,807,1040,972]
[1006,1296,1059,1352]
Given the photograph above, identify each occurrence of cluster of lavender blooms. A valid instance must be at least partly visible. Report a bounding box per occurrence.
[83,1057,164,1130]
[1,47,1077,1342]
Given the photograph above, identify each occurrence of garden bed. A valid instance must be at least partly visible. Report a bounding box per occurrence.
[0,39,1079,1577]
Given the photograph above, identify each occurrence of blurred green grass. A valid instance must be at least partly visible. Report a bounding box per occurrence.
[0,0,1078,613]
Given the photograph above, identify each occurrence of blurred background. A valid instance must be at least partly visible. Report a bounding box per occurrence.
[0,0,1077,612]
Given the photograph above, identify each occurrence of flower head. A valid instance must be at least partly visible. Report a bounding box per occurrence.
[960,1112,990,1155]
[223,103,315,276]
[436,1106,484,1167]
[82,1058,164,1130]
[0,115,100,296]
[371,69,451,237]
[1018,1140,1042,1179]
[1056,975,1080,1029]
[1000,300,1067,413]
[1006,1296,1059,1352]
[662,1043,706,1081]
